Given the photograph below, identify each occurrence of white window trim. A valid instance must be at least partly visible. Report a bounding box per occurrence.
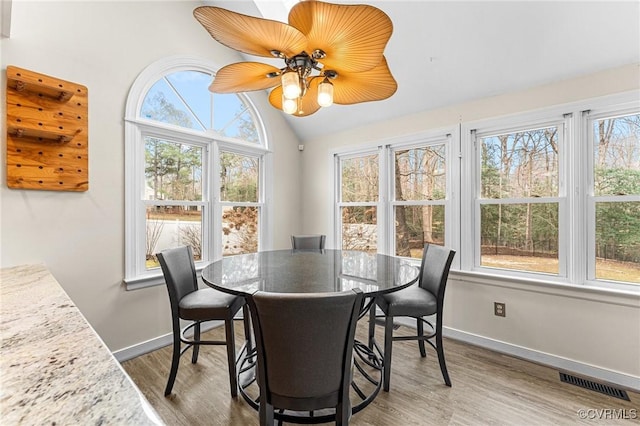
[461,90,640,293]
[331,127,459,266]
[584,105,640,289]
[334,147,381,252]
[124,55,272,290]
[329,91,639,295]
[387,134,454,259]
[471,116,568,280]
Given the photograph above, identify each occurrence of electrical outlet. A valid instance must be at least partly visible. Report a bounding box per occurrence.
[494,302,506,317]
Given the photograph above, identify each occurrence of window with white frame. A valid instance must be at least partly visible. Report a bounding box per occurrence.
[465,98,639,289]
[219,149,262,256]
[587,110,640,285]
[337,152,379,253]
[332,97,639,290]
[391,141,448,259]
[143,136,206,268]
[474,121,565,277]
[124,57,269,288]
[334,132,453,259]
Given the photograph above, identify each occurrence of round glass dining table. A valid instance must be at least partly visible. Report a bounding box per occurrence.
[201,249,420,296]
[201,249,420,423]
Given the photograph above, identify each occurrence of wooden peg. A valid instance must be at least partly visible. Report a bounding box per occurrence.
[58,91,72,102]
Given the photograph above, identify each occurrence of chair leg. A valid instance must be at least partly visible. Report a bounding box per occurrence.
[336,400,349,425]
[435,319,451,387]
[225,316,239,398]
[242,304,253,352]
[383,315,394,392]
[259,401,274,426]
[165,322,182,396]
[417,317,426,358]
[191,321,201,364]
[368,300,376,350]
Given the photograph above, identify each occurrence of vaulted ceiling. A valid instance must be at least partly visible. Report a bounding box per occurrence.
[204,1,639,142]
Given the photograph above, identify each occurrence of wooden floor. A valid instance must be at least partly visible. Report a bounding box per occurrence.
[123,322,639,425]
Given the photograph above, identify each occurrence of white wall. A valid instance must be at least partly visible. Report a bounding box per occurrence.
[300,64,640,386]
[0,1,302,351]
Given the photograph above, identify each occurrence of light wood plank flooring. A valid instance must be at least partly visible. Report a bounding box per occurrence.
[123,322,639,425]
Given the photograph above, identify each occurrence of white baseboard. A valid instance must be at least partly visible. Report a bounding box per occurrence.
[113,321,223,363]
[443,326,640,393]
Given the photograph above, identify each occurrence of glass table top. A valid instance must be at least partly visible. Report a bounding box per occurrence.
[201,249,420,296]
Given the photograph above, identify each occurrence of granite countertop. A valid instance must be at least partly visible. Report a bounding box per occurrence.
[0,264,163,425]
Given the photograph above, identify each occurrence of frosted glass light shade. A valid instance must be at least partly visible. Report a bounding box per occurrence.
[282,95,297,114]
[281,72,301,99]
[317,79,334,107]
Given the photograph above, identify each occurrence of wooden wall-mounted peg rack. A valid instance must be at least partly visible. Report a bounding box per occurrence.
[6,66,89,191]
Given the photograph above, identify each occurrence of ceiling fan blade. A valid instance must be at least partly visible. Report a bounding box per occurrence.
[269,83,321,117]
[332,56,397,105]
[288,1,393,73]
[194,6,307,58]
[209,62,282,93]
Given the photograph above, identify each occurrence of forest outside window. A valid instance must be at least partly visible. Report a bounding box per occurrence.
[338,153,379,252]
[332,96,638,291]
[219,150,262,256]
[589,112,640,285]
[476,124,563,277]
[392,142,448,260]
[334,133,453,259]
[469,100,639,289]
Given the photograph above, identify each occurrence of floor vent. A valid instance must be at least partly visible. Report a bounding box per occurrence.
[559,372,630,401]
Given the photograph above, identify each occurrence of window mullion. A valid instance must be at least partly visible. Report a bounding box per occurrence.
[202,143,212,264]
[379,145,390,255]
[211,141,222,261]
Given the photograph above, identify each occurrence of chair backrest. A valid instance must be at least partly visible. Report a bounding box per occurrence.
[291,234,326,250]
[418,244,456,301]
[248,289,363,412]
[157,246,198,311]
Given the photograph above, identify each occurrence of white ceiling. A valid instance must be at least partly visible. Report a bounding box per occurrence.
[207,1,640,142]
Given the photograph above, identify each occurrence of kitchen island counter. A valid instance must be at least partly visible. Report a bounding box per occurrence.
[0,264,162,425]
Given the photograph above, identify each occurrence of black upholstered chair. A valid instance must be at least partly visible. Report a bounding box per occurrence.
[290,234,326,250]
[157,245,250,397]
[369,243,456,391]
[247,289,364,425]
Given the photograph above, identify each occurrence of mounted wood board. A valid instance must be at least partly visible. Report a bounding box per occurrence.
[6,66,88,191]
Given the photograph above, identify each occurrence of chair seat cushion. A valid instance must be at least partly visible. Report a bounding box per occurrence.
[377,285,437,318]
[179,288,244,320]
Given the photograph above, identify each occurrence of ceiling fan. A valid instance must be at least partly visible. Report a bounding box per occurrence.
[193,0,397,117]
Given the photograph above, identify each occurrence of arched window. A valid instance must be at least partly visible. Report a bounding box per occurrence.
[124,56,271,289]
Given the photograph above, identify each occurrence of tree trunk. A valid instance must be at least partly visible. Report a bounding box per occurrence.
[394,154,411,257]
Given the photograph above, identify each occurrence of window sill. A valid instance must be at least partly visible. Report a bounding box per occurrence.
[124,264,208,291]
[449,269,640,307]
[124,273,165,291]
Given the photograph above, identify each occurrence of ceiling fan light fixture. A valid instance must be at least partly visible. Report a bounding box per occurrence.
[317,78,334,107]
[281,71,301,99]
[282,95,298,114]
[193,1,397,117]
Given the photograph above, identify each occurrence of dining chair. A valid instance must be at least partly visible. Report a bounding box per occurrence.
[157,245,251,397]
[369,243,456,391]
[247,289,364,425]
[290,234,326,250]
